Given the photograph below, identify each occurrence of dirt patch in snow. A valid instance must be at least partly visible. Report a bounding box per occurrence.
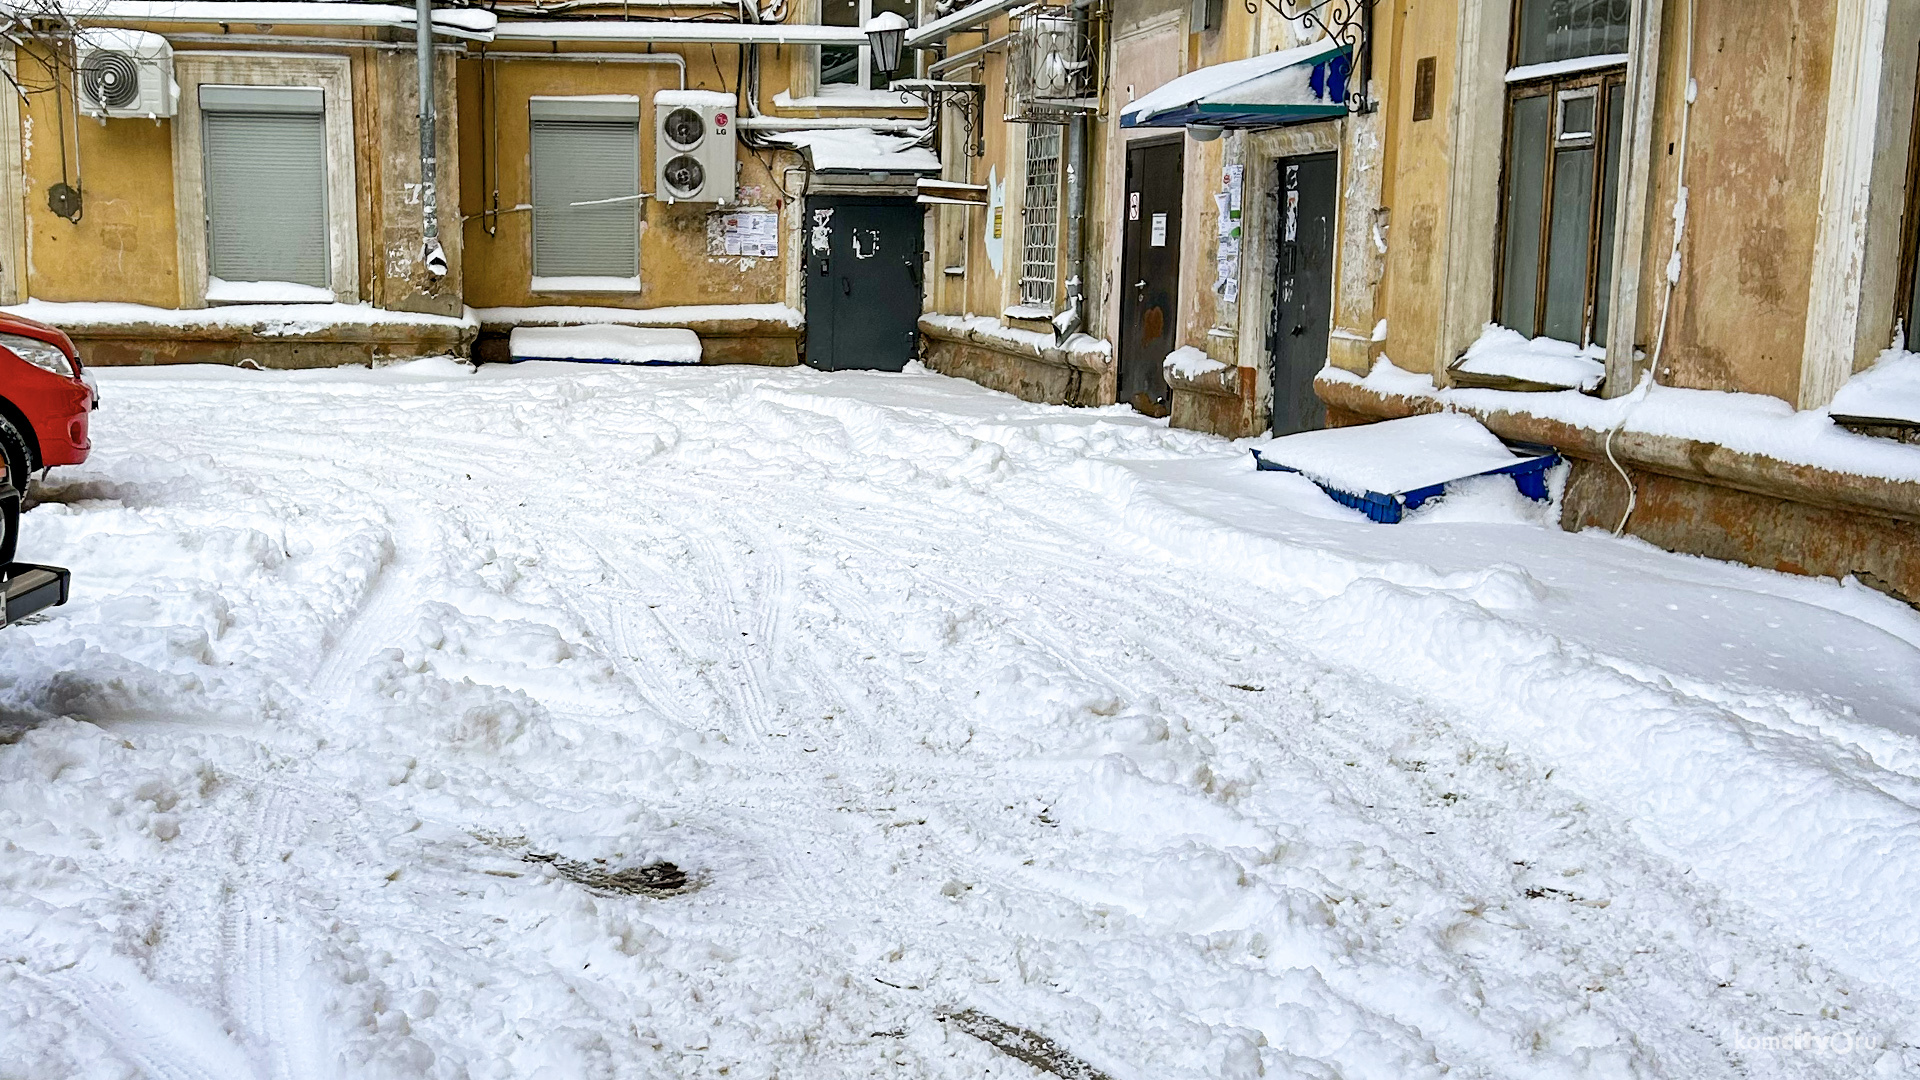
[523,851,699,897]
[944,1010,1113,1080]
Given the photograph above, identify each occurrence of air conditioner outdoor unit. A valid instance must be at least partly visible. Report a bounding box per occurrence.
[1006,9,1093,123]
[75,29,178,119]
[654,90,737,204]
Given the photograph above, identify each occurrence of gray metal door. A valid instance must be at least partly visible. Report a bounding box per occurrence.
[1119,140,1182,410]
[805,196,923,371]
[1268,153,1337,436]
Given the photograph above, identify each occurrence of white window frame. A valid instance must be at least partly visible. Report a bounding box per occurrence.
[813,0,912,96]
[170,54,358,308]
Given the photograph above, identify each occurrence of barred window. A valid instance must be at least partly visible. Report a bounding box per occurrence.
[1020,123,1062,309]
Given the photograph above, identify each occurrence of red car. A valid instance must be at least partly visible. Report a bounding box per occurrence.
[0,311,85,625]
[0,310,94,495]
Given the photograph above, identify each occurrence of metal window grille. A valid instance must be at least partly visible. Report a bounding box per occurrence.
[1020,123,1062,309]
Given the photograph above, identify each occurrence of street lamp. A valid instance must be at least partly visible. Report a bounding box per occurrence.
[866,11,910,80]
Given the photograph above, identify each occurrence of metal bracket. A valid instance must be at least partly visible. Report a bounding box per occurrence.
[1244,0,1376,113]
[889,79,987,158]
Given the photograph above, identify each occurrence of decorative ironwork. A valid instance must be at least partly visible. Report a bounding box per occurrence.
[1243,0,1376,113]
[1006,9,1095,123]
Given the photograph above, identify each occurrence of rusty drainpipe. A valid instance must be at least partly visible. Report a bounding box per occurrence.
[417,0,447,278]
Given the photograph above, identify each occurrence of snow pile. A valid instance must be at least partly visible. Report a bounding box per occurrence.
[1163,345,1227,380]
[509,324,702,365]
[1454,323,1606,391]
[1249,411,1529,494]
[1829,348,1920,424]
[1,298,476,333]
[919,312,1112,361]
[1,361,1916,1078]
[1331,356,1920,483]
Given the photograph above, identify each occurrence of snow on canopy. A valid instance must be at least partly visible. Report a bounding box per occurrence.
[766,127,939,173]
[1249,411,1529,495]
[1119,36,1348,128]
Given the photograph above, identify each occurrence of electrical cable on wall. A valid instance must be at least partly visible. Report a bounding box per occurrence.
[1607,0,1695,537]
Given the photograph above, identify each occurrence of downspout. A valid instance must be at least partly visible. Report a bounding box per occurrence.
[417,0,447,277]
[1053,112,1088,344]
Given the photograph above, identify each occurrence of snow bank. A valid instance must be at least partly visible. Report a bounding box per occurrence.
[919,312,1113,361]
[1248,412,1530,494]
[1454,324,1606,391]
[1829,348,1920,424]
[4,360,1917,1078]
[0,298,477,334]
[1331,356,1920,483]
[509,325,702,365]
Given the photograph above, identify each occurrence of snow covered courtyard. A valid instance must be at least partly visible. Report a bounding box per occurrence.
[3,359,1918,1079]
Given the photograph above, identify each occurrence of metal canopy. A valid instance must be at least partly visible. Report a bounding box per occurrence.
[1119,38,1351,129]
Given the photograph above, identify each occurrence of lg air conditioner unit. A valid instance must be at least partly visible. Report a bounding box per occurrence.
[75,29,178,119]
[654,90,737,204]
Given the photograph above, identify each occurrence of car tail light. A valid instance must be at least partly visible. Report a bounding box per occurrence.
[0,332,74,378]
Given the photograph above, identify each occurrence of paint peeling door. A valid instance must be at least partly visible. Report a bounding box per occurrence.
[1119,140,1182,411]
[1268,153,1337,436]
[805,195,924,372]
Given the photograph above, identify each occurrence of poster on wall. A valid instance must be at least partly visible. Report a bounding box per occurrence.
[708,210,781,258]
[1215,164,1243,303]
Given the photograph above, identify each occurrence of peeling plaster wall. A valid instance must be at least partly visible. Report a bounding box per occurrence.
[454,48,791,314]
[1644,0,1837,404]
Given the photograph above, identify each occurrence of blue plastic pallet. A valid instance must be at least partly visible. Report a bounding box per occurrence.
[1251,446,1561,524]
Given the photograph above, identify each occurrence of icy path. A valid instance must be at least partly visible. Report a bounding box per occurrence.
[2,360,1917,1079]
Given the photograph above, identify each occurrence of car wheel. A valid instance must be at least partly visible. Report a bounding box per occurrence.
[0,414,35,507]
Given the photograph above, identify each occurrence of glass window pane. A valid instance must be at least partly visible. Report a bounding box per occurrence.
[820,45,858,85]
[821,0,858,26]
[1558,93,1595,140]
[1593,82,1624,347]
[1544,145,1596,342]
[1500,93,1551,334]
[1516,0,1633,67]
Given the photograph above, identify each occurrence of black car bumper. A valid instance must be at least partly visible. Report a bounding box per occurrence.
[3,563,69,626]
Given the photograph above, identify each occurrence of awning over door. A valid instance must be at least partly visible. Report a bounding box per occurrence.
[1119,39,1351,130]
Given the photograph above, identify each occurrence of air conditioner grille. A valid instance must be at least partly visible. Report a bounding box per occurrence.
[82,51,141,110]
[662,107,706,150]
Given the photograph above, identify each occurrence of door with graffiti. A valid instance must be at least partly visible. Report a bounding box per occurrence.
[1266,153,1336,436]
[804,195,924,371]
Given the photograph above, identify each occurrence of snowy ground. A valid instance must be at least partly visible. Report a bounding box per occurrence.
[2,359,1918,1080]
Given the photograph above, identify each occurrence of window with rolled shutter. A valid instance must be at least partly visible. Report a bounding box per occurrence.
[201,85,329,289]
[530,98,641,283]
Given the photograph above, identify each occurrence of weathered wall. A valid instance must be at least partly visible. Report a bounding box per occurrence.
[455,48,793,312]
[18,43,181,305]
[15,30,464,321]
[1642,0,1836,403]
[1372,0,1458,380]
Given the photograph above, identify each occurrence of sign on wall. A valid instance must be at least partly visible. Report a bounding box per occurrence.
[708,210,781,257]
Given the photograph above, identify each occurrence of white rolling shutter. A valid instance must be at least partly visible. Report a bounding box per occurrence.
[201,86,329,289]
[530,98,641,281]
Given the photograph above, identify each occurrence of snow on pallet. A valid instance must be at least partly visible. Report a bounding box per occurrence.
[508,323,703,365]
[1250,411,1559,523]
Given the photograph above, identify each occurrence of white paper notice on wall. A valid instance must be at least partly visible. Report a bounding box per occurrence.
[710,210,780,257]
[1150,212,1168,247]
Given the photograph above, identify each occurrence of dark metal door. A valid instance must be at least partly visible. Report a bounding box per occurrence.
[1120,140,1182,410]
[1268,153,1337,435]
[805,195,924,372]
